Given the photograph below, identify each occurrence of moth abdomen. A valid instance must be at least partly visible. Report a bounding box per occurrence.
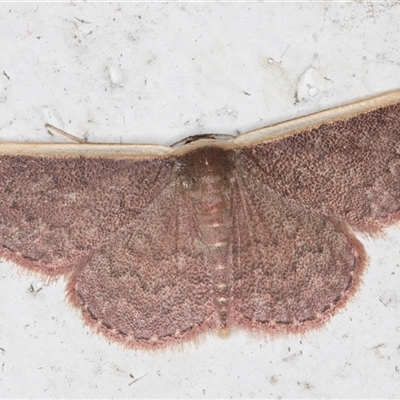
[180,146,234,327]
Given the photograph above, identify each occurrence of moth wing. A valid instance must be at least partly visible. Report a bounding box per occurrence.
[229,170,366,333]
[0,154,174,275]
[235,96,400,232]
[66,183,217,349]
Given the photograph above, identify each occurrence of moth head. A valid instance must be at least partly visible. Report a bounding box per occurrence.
[175,144,234,191]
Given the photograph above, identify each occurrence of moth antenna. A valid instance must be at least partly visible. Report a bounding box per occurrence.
[172,133,235,148]
[45,124,87,144]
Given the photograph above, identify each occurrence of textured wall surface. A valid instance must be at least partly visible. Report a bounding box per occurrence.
[1,2,400,398]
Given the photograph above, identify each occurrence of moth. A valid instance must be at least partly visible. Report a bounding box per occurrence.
[1,90,400,349]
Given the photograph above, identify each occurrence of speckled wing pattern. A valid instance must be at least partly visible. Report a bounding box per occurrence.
[230,172,364,332]
[0,156,174,275]
[0,153,219,348]
[1,93,400,349]
[230,100,400,332]
[237,101,400,232]
[67,184,218,348]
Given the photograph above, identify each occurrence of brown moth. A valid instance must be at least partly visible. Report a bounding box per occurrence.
[1,90,400,349]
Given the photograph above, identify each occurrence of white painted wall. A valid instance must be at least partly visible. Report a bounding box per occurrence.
[1,2,400,398]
